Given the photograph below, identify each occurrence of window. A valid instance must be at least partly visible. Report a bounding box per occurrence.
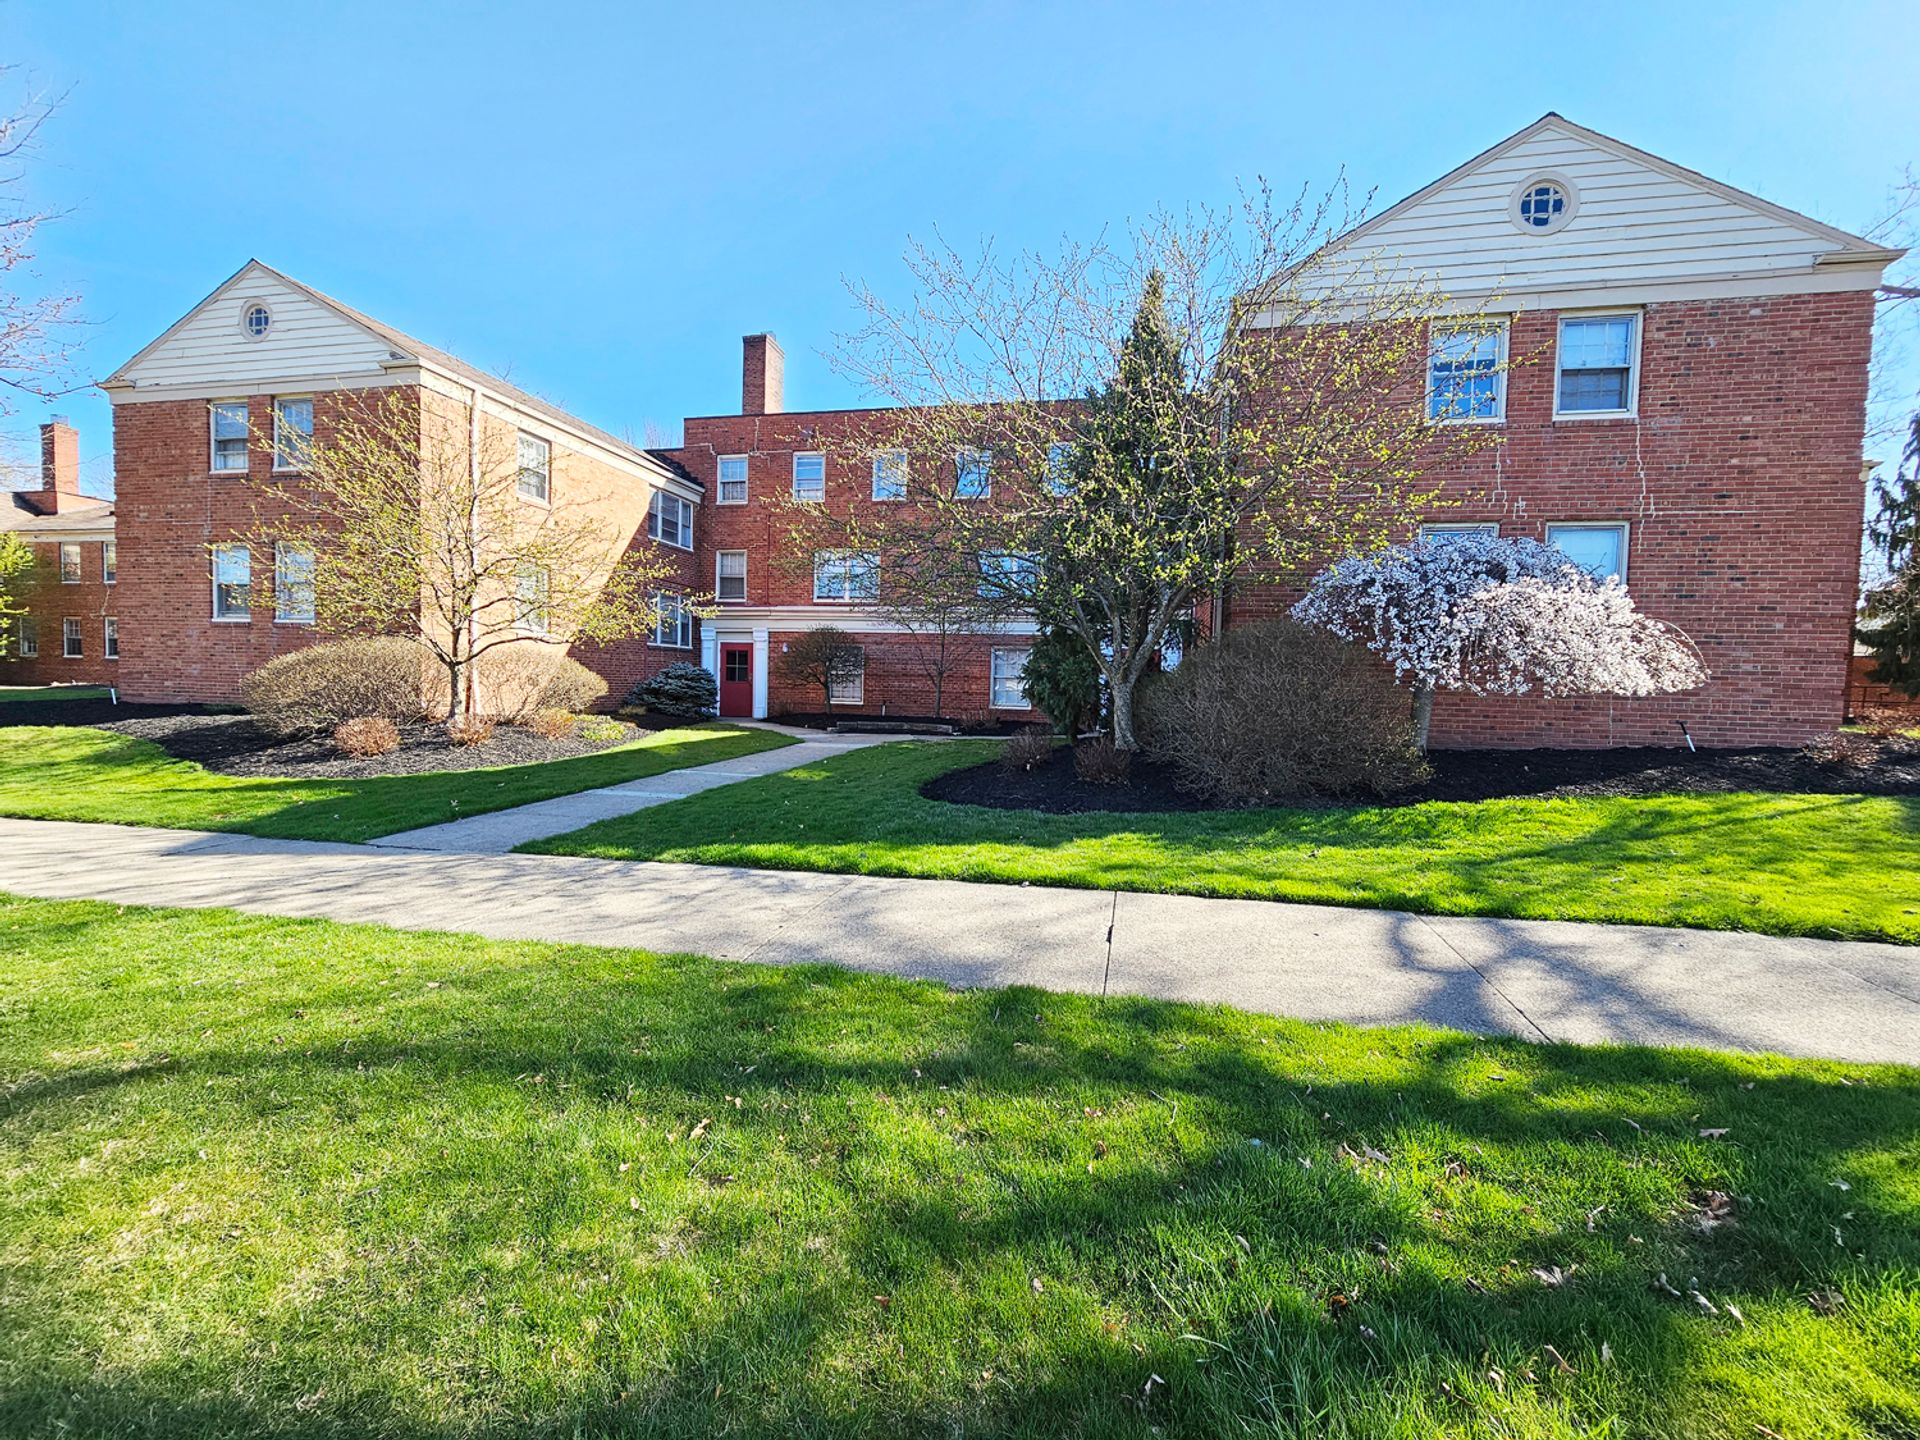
[872,450,907,501]
[792,452,826,502]
[212,544,251,621]
[978,551,1039,599]
[62,618,82,658]
[58,542,81,583]
[828,647,865,705]
[1557,314,1639,417]
[211,401,249,473]
[812,549,878,602]
[274,542,316,623]
[723,649,749,684]
[955,448,991,499]
[990,648,1030,709]
[715,549,747,602]
[102,541,116,585]
[1545,523,1629,583]
[1046,442,1074,495]
[273,396,314,470]
[651,592,693,648]
[1418,523,1499,545]
[242,302,272,338]
[517,432,551,502]
[514,565,550,634]
[1510,176,1577,235]
[1427,323,1506,422]
[16,616,36,657]
[104,616,119,660]
[717,454,749,505]
[648,490,693,549]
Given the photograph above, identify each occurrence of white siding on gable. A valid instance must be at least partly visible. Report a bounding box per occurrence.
[108,267,399,394]
[1280,120,1892,310]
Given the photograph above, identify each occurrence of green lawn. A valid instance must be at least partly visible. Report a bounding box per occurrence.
[0,684,110,702]
[1,896,1913,1439]
[0,722,794,843]
[527,741,1920,945]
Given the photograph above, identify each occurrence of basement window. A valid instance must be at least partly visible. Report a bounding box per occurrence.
[1545,522,1629,584]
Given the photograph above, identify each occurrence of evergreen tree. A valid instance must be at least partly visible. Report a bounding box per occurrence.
[1858,414,1920,697]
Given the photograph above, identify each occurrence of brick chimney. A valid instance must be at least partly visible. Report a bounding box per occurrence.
[742,333,784,415]
[22,416,83,514]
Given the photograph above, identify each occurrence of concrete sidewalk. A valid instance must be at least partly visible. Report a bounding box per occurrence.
[367,728,889,853]
[3,816,1915,1064]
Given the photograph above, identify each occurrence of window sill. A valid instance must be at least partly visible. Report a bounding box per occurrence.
[647,642,695,651]
[210,617,252,625]
[715,497,749,506]
[1427,414,1506,427]
[274,618,315,626]
[1552,410,1637,423]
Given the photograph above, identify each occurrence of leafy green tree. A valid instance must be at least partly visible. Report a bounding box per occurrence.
[0,533,33,656]
[1858,414,1920,696]
[1020,626,1101,735]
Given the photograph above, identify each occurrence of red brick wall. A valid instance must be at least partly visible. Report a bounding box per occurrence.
[5,537,121,686]
[764,628,1041,723]
[1849,653,1920,719]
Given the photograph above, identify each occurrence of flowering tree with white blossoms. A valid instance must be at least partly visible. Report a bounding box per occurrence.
[1291,534,1708,749]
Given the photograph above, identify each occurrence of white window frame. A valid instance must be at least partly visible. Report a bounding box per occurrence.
[650,592,694,649]
[102,540,116,586]
[827,646,865,706]
[792,452,826,502]
[978,551,1039,599]
[1418,522,1500,542]
[514,565,551,635]
[871,450,907,501]
[647,490,694,550]
[715,549,747,603]
[210,401,250,474]
[517,432,552,504]
[812,549,878,603]
[274,542,316,624]
[61,617,82,659]
[1553,311,1642,421]
[955,447,991,499]
[211,544,251,622]
[1425,320,1508,425]
[272,395,314,471]
[58,542,81,584]
[989,647,1030,710]
[1045,442,1074,495]
[716,454,749,505]
[103,616,118,660]
[16,616,37,658]
[1544,521,1631,584]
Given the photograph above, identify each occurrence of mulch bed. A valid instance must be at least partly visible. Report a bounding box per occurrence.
[94,712,647,780]
[922,735,1920,814]
[0,697,231,728]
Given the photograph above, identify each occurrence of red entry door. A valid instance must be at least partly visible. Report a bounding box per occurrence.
[719,644,753,717]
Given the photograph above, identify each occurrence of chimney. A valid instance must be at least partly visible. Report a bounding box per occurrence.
[25,416,82,514]
[742,333,784,415]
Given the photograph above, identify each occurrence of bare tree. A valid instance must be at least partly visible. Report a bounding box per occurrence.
[243,388,689,718]
[0,72,80,418]
[778,625,865,713]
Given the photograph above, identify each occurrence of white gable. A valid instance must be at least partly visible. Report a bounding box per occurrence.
[104,263,402,395]
[1282,116,1896,311]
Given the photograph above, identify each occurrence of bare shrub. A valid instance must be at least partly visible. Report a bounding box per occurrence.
[445,716,495,747]
[1805,731,1878,766]
[1001,726,1055,772]
[243,638,429,739]
[333,715,401,758]
[527,708,578,741]
[1852,704,1919,738]
[444,648,608,722]
[1139,619,1427,804]
[1073,736,1132,785]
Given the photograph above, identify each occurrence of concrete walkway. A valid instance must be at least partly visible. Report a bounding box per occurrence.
[4,817,1915,1064]
[367,727,891,853]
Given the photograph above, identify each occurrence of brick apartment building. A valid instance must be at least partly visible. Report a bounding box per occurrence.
[9,115,1902,746]
[2,417,119,684]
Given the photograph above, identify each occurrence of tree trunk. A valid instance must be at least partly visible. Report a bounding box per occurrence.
[1413,683,1435,752]
[1110,675,1138,750]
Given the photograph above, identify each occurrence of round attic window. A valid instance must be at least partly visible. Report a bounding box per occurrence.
[241,302,272,338]
[1509,175,1577,235]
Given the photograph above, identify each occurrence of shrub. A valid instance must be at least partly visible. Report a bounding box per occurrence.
[629,661,717,718]
[1073,736,1132,785]
[1139,619,1428,804]
[243,637,429,739]
[1023,627,1102,736]
[1001,726,1055,772]
[1853,704,1918,738]
[455,648,608,722]
[444,715,495,747]
[577,718,627,745]
[527,707,577,741]
[332,715,400,758]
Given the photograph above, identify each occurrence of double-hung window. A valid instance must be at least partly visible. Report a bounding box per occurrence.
[651,592,693,648]
[827,647,865,705]
[717,454,749,504]
[1556,314,1639,417]
[792,452,826,502]
[1545,522,1629,583]
[872,450,907,501]
[1418,522,1499,545]
[989,648,1030,709]
[62,618,82,658]
[1045,442,1074,495]
[978,551,1038,600]
[648,490,693,549]
[274,542,316,623]
[1427,322,1506,422]
[715,550,747,602]
[812,549,878,602]
[515,565,550,634]
[16,616,37,658]
[273,396,314,470]
[955,447,991,499]
[58,542,81,583]
[211,401,249,473]
[104,617,119,659]
[517,432,551,502]
[212,544,251,621]
[102,541,116,585]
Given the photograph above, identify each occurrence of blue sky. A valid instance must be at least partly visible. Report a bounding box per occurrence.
[6,0,1918,496]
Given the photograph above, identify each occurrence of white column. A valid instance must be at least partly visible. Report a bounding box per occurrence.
[699,626,719,683]
[751,628,770,719]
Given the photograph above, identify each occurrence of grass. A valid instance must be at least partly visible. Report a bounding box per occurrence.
[526,741,1920,945]
[0,722,795,842]
[1,897,1915,1438]
[0,684,110,702]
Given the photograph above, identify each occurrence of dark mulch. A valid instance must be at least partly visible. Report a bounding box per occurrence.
[922,735,1920,814]
[94,711,647,780]
[777,711,1026,737]
[0,697,236,728]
